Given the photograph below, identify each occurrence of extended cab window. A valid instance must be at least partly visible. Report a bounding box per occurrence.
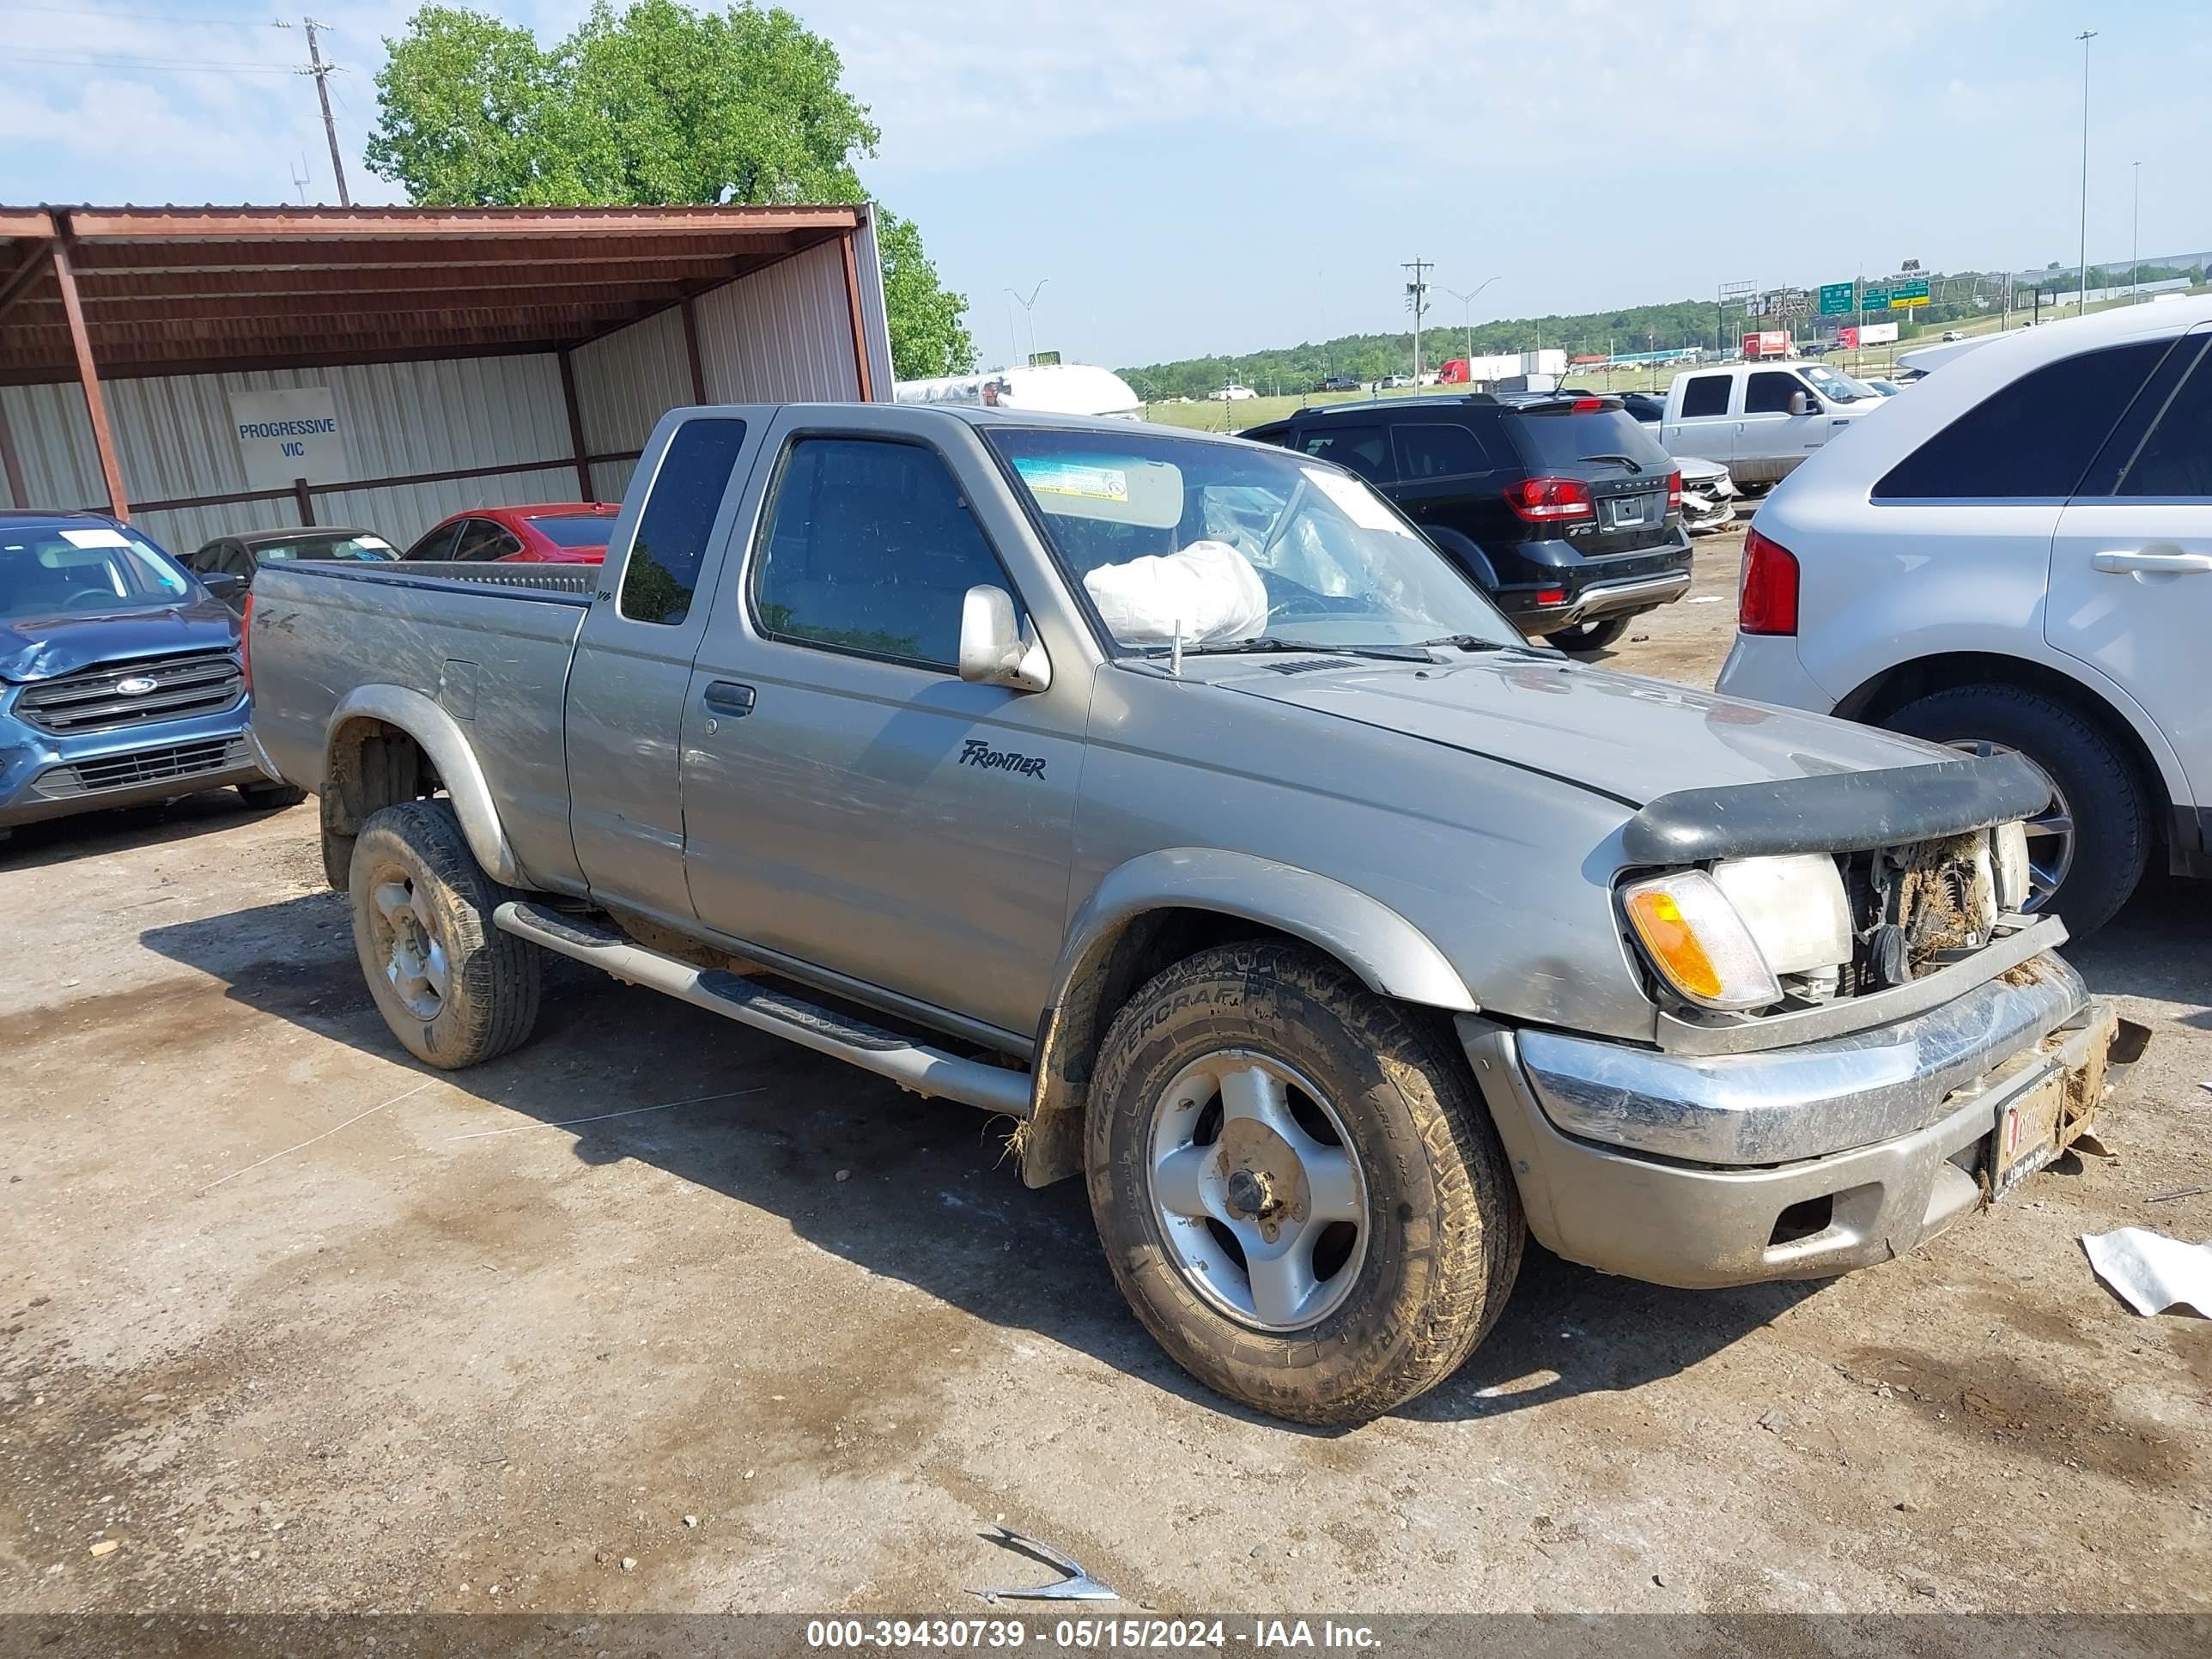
[1392,422,1492,479]
[1744,371,1804,416]
[619,417,749,624]
[750,437,1013,671]
[1296,423,1389,483]
[1678,375,1732,418]
[1874,342,2167,501]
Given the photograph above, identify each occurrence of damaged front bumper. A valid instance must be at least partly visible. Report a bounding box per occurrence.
[1459,956,2136,1289]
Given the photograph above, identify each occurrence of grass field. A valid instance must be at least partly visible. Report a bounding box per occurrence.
[1139,283,2212,428]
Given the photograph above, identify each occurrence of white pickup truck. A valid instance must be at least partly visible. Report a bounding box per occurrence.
[1661,361,1890,487]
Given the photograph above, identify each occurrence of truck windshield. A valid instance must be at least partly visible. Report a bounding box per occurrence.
[988,428,1518,654]
[1799,365,1881,404]
[1,526,194,623]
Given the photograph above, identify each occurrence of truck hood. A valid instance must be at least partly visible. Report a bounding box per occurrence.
[0,599,239,684]
[1201,649,1948,807]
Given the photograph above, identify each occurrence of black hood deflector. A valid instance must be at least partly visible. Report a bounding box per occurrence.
[1621,750,2052,864]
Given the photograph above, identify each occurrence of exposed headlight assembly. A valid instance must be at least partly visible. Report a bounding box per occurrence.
[1991,820,2033,915]
[1620,870,1782,1012]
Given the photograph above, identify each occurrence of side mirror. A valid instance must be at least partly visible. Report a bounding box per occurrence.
[200,571,246,607]
[1786,389,1814,416]
[957,585,1052,693]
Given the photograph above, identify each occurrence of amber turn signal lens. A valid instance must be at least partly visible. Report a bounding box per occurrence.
[1620,871,1781,1012]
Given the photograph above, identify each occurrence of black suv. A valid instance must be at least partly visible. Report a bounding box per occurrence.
[1242,392,1692,650]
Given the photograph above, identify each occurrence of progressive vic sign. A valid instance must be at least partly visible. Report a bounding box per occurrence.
[228,386,351,491]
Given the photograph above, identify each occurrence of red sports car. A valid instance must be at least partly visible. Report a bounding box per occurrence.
[398,502,620,564]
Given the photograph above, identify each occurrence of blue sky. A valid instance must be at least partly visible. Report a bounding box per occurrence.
[5,0,2206,368]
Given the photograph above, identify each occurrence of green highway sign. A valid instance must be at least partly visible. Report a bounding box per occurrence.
[1860,285,1888,311]
[1819,283,1856,316]
[1888,276,1931,308]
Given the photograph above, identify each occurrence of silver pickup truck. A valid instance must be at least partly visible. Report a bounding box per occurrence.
[250,402,2131,1425]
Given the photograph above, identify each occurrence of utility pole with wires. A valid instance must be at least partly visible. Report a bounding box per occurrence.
[1401,258,1431,381]
[276,17,349,206]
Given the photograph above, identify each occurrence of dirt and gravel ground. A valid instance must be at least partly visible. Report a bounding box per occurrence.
[3,530,2207,1619]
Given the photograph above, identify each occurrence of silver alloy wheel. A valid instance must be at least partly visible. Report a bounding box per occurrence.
[1943,738,2075,910]
[370,870,449,1021]
[1146,1050,1370,1333]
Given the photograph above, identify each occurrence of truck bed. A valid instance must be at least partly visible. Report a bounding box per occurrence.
[248,559,593,891]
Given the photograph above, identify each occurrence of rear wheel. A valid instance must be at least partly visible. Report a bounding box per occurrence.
[1542,615,1632,653]
[349,799,543,1067]
[1085,943,1523,1425]
[1882,684,2150,937]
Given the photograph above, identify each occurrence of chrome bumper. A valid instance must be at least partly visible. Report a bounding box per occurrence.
[1521,953,2088,1164]
[1564,569,1692,623]
[1460,957,2124,1289]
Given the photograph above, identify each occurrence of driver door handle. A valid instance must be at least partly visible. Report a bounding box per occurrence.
[702,680,757,714]
[2093,550,2212,575]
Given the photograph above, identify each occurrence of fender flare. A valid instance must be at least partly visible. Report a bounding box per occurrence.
[1015,849,1477,1188]
[323,684,523,887]
[1422,526,1500,592]
[1054,848,1478,1013]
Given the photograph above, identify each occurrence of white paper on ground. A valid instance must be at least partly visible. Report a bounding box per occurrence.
[2081,1227,2212,1317]
[1082,539,1268,645]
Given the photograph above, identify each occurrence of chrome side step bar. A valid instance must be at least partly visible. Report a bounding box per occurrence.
[493,901,1032,1119]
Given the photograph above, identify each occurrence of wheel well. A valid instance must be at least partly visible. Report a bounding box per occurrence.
[1015,907,1380,1189]
[1834,652,2173,836]
[319,718,442,890]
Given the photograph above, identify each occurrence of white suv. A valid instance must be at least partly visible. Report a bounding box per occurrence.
[1717,296,2212,934]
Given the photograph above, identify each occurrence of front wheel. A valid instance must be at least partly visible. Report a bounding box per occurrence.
[349,799,543,1068]
[1086,943,1523,1425]
[1542,615,1632,653]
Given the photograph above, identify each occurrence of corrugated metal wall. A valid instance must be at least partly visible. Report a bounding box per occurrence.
[852,211,896,398]
[569,304,690,459]
[694,238,861,403]
[0,215,894,551]
[1,355,576,553]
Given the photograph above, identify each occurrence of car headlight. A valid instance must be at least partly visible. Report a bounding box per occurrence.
[1707,853,1854,976]
[1991,820,2032,915]
[1620,870,1782,1012]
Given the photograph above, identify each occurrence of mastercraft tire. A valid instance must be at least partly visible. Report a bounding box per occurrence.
[1085,942,1523,1425]
[1883,684,2150,939]
[1542,616,1632,653]
[349,799,543,1068]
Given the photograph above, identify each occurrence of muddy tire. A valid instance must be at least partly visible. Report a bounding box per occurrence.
[349,799,542,1068]
[1883,684,2149,938]
[237,778,307,809]
[1542,616,1632,653]
[1085,942,1523,1425]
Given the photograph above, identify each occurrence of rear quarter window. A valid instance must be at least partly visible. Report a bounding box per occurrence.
[1678,374,1732,418]
[618,418,750,623]
[1873,341,2169,501]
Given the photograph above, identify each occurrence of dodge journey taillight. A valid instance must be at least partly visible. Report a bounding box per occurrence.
[1666,470,1683,510]
[1505,477,1594,522]
[1738,527,1800,635]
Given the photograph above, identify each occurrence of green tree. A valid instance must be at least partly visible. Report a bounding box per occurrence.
[366,1,971,379]
[877,210,975,380]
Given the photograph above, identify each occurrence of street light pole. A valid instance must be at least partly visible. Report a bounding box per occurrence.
[2131,160,2142,296]
[2076,29,2096,317]
[1439,277,1498,375]
[1005,280,1048,365]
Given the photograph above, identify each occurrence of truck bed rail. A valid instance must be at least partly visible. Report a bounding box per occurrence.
[269,560,596,602]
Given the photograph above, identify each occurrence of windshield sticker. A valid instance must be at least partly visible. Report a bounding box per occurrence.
[59,527,131,549]
[1014,457,1128,503]
[357,536,392,549]
[1302,466,1415,537]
